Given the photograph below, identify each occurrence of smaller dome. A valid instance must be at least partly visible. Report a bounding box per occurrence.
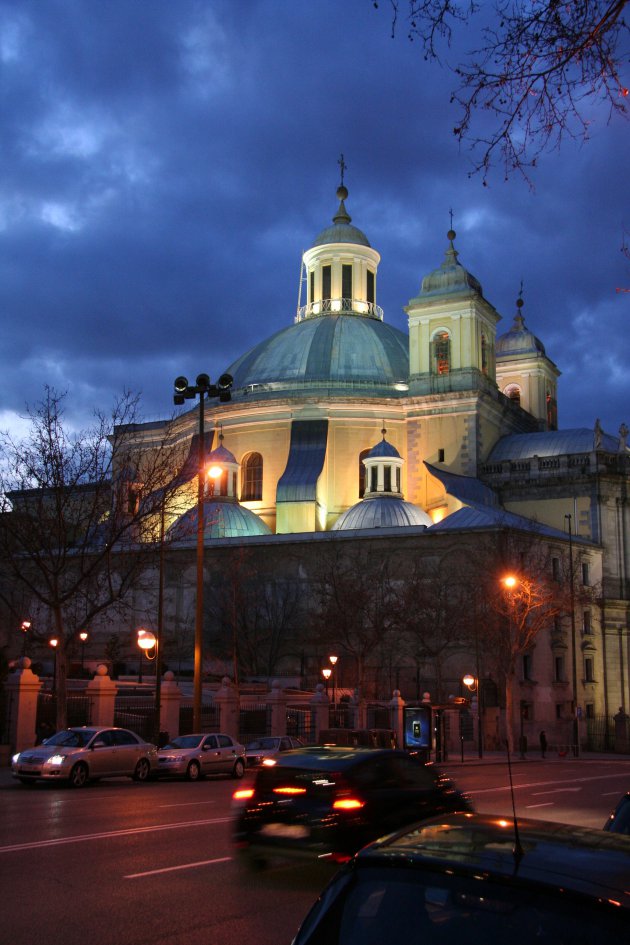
[332,496,431,531]
[206,443,237,465]
[496,312,546,357]
[313,186,370,248]
[419,229,483,298]
[167,498,271,543]
[367,439,401,459]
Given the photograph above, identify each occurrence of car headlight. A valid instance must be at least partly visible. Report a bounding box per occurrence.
[12,753,21,764]
[44,754,67,765]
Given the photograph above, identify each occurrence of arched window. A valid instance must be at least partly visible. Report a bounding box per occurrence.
[504,384,521,405]
[358,449,370,497]
[241,452,263,501]
[432,331,450,375]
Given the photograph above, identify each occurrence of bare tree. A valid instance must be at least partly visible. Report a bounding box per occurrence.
[0,387,182,729]
[378,1,629,180]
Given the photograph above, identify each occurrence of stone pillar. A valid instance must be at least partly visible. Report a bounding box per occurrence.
[214,676,240,740]
[310,684,329,742]
[614,707,629,752]
[5,657,43,753]
[351,689,366,729]
[389,689,405,748]
[159,671,181,742]
[268,679,288,736]
[85,665,117,727]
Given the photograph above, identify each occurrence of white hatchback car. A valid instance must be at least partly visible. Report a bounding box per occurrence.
[157,733,246,780]
[12,726,158,787]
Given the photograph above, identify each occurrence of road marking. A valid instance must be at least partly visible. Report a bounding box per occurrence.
[125,856,231,878]
[525,803,555,809]
[532,788,582,796]
[156,801,218,808]
[471,772,630,795]
[0,817,231,854]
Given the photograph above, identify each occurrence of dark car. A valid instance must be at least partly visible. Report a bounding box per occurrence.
[291,812,630,945]
[603,790,630,834]
[233,746,471,868]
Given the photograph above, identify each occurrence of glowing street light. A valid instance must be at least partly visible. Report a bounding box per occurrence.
[329,654,338,712]
[462,672,483,759]
[21,620,31,656]
[137,628,156,683]
[173,371,233,731]
[49,637,59,692]
[322,666,331,696]
[79,631,88,673]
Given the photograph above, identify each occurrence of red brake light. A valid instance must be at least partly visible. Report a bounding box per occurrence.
[332,797,364,810]
[233,788,254,801]
[272,786,306,795]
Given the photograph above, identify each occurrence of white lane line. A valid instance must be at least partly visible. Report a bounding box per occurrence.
[156,801,218,809]
[125,856,232,878]
[472,772,630,795]
[525,803,555,809]
[532,788,582,796]
[0,817,230,854]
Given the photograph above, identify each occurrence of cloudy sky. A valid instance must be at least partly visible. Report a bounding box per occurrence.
[1,0,628,440]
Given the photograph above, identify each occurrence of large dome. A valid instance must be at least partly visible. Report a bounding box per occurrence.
[167,498,271,543]
[227,314,409,400]
[333,496,431,530]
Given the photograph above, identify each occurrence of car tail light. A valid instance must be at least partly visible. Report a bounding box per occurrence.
[272,786,306,795]
[332,797,364,810]
[233,788,255,801]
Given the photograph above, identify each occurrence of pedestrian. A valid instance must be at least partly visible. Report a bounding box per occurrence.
[539,730,547,758]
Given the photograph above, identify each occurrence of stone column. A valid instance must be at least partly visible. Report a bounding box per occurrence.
[85,665,117,728]
[351,689,366,729]
[310,684,329,742]
[214,676,240,740]
[159,671,182,742]
[5,657,43,753]
[389,689,405,748]
[268,679,288,737]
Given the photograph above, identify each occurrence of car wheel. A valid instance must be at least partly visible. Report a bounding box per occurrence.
[132,758,151,782]
[68,762,89,788]
[231,758,245,779]
[186,760,201,781]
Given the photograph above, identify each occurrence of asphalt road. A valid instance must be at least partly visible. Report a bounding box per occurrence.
[1,756,629,945]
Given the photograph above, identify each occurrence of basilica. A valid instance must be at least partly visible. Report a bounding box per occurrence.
[116,178,629,744]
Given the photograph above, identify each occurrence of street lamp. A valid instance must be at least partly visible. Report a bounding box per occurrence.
[329,654,338,711]
[49,637,58,692]
[501,574,520,755]
[462,673,483,759]
[173,371,233,731]
[137,628,157,685]
[21,620,31,656]
[322,667,331,697]
[79,631,88,673]
[565,513,580,758]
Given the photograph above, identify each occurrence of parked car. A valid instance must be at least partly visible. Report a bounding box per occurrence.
[233,746,471,868]
[291,812,630,945]
[157,733,246,780]
[12,726,158,787]
[245,735,305,767]
[603,790,630,834]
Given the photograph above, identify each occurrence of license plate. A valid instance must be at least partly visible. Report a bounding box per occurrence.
[260,823,310,839]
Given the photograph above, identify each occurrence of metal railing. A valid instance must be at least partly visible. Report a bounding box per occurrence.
[296,297,383,322]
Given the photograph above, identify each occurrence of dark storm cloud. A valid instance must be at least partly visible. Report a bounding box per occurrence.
[0,0,628,436]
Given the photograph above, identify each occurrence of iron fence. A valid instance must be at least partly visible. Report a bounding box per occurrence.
[239,702,271,744]
[36,692,93,740]
[585,715,627,753]
[287,705,315,743]
[178,702,220,736]
[114,696,156,741]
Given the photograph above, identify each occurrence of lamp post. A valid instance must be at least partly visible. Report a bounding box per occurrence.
[79,631,88,673]
[21,620,31,656]
[173,371,233,731]
[502,574,519,754]
[322,667,331,697]
[462,673,483,759]
[329,654,338,719]
[49,637,58,693]
[137,628,157,692]
[565,513,580,757]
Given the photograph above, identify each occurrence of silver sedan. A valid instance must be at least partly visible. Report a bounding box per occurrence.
[12,726,158,787]
[157,733,246,781]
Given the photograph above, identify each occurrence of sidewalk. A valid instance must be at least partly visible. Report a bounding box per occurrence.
[437,750,630,768]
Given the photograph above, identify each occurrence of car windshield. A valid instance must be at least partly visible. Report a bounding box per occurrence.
[44,729,95,748]
[164,735,203,749]
[247,738,279,751]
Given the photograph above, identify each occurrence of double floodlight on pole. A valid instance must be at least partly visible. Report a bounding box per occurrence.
[173,372,233,732]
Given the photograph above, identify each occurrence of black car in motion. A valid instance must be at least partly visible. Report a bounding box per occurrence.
[603,791,630,834]
[291,812,630,945]
[233,746,471,868]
